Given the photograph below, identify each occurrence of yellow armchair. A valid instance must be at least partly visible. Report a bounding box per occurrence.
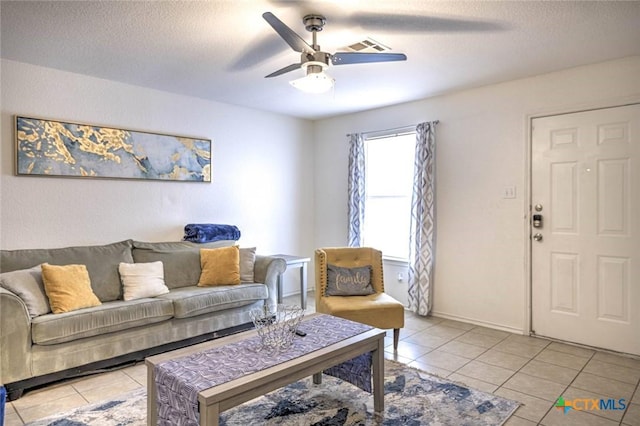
[315,247,405,349]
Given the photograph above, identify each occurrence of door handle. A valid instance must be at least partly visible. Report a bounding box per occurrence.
[533,233,543,242]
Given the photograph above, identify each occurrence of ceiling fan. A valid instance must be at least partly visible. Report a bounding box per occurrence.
[262,11,407,93]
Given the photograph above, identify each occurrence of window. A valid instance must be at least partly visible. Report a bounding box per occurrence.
[361,131,415,260]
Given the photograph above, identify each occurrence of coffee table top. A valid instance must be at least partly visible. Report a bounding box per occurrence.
[147,313,386,426]
[151,314,373,393]
[146,314,384,419]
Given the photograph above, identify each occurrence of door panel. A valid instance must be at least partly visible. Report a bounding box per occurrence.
[597,256,629,322]
[598,159,628,235]
[531,104,640,356]
[550,252,578,315]
[550,162,578,233]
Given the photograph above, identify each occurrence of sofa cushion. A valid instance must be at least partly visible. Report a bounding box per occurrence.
[31,298,174,345]
[198,246,240,286]
[118,261,169,301]
[0,265,51,317]
[0,240,134,302]
[156,284,267,319]
[131,240,236,289]
[41,263,102,313]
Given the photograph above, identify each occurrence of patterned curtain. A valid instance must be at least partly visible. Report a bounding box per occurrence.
[408,121,437,316]
[347,133,365,247]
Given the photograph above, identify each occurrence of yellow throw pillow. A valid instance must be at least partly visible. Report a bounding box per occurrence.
[198,246,240,286]
[41,263,102,314]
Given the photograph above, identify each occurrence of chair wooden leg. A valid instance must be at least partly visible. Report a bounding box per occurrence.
[393,328,400,350]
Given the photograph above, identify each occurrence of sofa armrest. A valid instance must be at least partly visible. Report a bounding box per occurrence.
[0,287,33,384]
[253,255,286,310]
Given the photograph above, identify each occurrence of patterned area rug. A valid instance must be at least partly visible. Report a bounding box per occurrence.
[26,360,519,425]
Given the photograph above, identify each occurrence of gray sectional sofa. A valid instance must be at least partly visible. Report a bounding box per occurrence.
[0,239,286,399]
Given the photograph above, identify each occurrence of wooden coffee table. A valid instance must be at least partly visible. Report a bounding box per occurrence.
[146,313,385,426]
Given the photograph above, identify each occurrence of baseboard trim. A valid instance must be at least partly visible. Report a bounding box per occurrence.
[429,310,525,335]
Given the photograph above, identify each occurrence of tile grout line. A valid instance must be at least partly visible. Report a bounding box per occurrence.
[421,327,490,378]
[445,327,513,388]
[420,327,527,389]
[401,316,638,425]
[404,318,639,426]
[569,356,638,425]
[495,340,556,425]
[498,340,626,424]
[619,377,639,426]
[538,349,609,426]
[71,383,93,406]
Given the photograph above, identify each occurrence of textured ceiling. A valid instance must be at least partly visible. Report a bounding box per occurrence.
[2,1,640,119]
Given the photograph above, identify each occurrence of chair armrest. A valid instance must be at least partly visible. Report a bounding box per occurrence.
[253,255,286,310]
[0,287,33,384]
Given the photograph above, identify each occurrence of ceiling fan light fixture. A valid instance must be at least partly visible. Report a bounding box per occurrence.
[263,11,406,93]
[289,72,334,94]
[289,62,334,94]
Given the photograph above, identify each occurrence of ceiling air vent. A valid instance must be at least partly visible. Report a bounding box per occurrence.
[343,38,391,53]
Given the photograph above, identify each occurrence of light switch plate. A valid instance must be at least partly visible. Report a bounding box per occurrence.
[503,186,516,199]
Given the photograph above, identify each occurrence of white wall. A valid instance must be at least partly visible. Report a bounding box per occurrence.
[0,60,315,296]
[314,56,640,332]
[3,57,640,314]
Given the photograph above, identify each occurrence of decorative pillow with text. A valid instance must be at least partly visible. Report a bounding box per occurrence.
[326,264,375,296]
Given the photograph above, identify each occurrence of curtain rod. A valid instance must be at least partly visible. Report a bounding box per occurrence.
[346,120,439,137]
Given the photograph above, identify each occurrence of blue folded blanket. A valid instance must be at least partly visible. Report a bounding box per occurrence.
[183,224,241,243]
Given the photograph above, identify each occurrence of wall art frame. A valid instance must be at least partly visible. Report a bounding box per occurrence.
[15,116,212,182]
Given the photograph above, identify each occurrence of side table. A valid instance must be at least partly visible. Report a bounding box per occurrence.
[271,254,310,309]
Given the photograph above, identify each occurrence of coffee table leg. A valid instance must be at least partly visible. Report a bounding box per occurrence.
[146,364,157,426]
[199,401,220,426]
[312,372,322,384]
[373,337,385,413]
[300,262,307,309]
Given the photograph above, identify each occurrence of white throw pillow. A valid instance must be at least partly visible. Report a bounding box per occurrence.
[118,261,169,301]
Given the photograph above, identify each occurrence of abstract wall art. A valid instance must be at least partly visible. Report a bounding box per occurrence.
[15,116,211,182]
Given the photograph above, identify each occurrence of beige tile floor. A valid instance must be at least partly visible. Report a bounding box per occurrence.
[4,292,640,425]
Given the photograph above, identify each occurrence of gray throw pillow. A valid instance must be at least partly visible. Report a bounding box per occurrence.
[326,264,375,296]
[239,247,256,283]
[0,265,51,317]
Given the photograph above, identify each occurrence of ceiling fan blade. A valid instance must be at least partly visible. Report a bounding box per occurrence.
[265,63,301,78]
[262,12,315,54]
[331,52,407,66]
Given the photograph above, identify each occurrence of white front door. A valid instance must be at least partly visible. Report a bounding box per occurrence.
[531,104,640,356]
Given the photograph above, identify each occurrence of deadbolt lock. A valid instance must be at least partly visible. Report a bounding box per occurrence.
[533,214,543,228]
